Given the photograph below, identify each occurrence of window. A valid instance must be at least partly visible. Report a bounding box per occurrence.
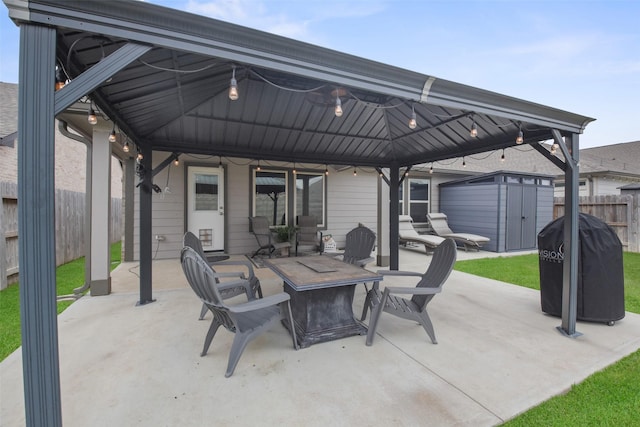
[253,170,288,226]
[194,173,218,210]
[408,178,430,222]
[294,172,326,227]
[252,168,327,227]
[398,177,431,222]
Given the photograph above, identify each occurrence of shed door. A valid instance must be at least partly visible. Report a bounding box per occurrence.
[506,186,537,251]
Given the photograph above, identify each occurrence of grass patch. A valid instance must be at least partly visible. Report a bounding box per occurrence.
[454,251,640,426]
[0,241,122,361]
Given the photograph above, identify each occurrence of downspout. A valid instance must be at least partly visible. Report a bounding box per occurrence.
[58,120,92,297]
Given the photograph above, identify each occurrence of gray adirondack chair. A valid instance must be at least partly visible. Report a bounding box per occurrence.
[183,231,263,320]
[249,216,291,258]
[340,225,376,267]
[295,215,323,256]
[180,247,298,377]
[361,238,457,346]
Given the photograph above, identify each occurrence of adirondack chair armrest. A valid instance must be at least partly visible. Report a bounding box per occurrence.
[354,256,375,267]
[377,270,424,278]
[230,292,291,313]
[383,286,442,296]
[211,260,256,279]
[212,272,246,279]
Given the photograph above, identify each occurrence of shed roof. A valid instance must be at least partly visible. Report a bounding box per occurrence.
[6,0,594,168]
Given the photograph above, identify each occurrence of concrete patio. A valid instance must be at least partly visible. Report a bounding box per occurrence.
[2,248,639,426]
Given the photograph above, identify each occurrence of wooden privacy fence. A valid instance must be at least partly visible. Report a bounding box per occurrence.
[554,193,639,253]
[1,181,123,289]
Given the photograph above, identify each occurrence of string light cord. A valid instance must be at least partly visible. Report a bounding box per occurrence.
[249,68,328,93]
[137,58,218,74]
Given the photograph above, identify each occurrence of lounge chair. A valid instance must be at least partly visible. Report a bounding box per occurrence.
[398,215,445,253]
[360,238,457,346]
[427,213,490,251]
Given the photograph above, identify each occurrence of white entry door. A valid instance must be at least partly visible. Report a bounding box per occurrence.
[187,166,225,251]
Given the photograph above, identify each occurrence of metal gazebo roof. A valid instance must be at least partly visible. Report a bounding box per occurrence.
[10,0,592,167]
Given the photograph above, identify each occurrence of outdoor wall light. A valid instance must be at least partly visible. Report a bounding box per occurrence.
[408,105,417,129]
[229,66,239,101]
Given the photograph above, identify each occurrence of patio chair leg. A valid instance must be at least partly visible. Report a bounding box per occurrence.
[201,319,222,356]
[198,303,208,320]
[416,312,437,344]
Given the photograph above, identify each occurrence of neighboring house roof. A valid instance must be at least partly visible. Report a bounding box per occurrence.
[0,82,18,147]
[416,140,640,182]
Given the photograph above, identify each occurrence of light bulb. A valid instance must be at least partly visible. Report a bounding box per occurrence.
[123,140,130,153]
[429,165,433,174]
[334,96,343,117]
[137,152,143,161]
[88,108,97,125]
[501,151,505,162]
[408,107,417,129]
[353,167,357,176]
[229,67,238,100]
[516,129,524,144]
[174,158,179,166]
[325,166,329,176]
[462,158,466,168]
[108,128,117,143]
[470,122,478,137]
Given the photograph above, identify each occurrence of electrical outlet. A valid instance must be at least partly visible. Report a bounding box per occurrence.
[155,235,165,241]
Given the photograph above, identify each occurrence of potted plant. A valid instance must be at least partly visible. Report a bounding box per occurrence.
[274,225,292,243]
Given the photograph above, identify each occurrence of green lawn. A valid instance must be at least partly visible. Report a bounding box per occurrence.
[454,251,640,426]
[0,241,121,361]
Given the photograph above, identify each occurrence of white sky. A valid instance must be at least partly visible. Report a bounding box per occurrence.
[1,0,639,148]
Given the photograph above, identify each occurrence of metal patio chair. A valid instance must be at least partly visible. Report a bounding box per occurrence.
[249,216,291,258]
[295,215,323,256]
[180,246,298,377]
[361,238,457,346]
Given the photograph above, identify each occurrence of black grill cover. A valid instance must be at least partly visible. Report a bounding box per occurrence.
[537,213,625,323]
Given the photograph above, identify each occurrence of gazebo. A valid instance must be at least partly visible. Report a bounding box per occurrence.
[4,0,593,424]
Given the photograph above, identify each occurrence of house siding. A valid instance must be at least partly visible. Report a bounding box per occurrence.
[131,155,379,260]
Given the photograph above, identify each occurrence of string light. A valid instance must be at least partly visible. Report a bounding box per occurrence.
[292,162,296,174]
[173,157,179,166]
[500,149,505,162]
[55,64,66,91]
[228,66,239,101]
[462,157,466,168]
[470,121,478,137]
[108,125,117,143]
[516,125,524,144]
[256,160,261,171]
[408,105,417,129]
[353,167,357,176]
[404,170,409,177]
[87,103,97,125]
[122,139,130,153]
[334,95,343,117]
[325,165,329,176]
[551,143,558,155]
[429,164,433,174]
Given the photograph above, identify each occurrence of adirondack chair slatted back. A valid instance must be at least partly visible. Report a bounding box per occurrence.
[183,231,221,285]
[411,238,457,309]
[342,226,376,265]
[181,247,236,332]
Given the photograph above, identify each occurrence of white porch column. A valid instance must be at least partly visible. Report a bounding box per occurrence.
[89,126,112,296]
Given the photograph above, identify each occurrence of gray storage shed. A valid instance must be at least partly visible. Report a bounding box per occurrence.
[438,171,555,252]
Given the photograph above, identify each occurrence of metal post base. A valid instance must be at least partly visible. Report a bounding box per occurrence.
[556,326,583,338]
